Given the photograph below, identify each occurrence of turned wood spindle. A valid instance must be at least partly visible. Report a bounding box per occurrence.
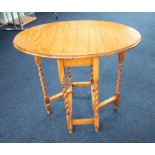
[57,60,73,134]
[93,82,99,132]
[34,56,51,114]
[92,57,99,132]
[61,84,72,133]
[114,52,126,111]
[67,67,72,87]
[90,65,93,83]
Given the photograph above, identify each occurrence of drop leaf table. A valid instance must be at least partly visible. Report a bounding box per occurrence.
[13,20,141,133]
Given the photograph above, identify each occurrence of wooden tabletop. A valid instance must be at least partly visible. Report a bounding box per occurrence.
[13,20,141,59]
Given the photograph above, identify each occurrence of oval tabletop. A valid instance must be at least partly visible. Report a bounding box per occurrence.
[13,20,141,59]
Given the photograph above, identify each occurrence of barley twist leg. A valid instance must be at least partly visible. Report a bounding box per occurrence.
[61,84,72,133]
[93,82,99,133]
[67,67,73,93]
[90,65,93,83]
[67,67,72,87]
[90,65,95,111]
[114,52,125,111]
[34,56,51,115]
[92,58,100,133]
[67,67,73,131]
[57,60,73,133]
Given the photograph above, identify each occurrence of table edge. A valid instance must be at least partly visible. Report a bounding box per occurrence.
[13,36,141,59]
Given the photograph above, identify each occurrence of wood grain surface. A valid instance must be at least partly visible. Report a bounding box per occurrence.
[13,20,141,58]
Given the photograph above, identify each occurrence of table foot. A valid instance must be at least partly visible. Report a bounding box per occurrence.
[46,104,51,115]
[114,94,120,112]
[95,127,99,133]
[69,129,73,134]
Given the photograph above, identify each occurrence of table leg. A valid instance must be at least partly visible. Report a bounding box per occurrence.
[114,52,126,111]
[92,57,100,132]
[34,56,51,115]
[67,67,72,90]
[57,60,73,134]
[90,65,95,112]
[67,67,73,131]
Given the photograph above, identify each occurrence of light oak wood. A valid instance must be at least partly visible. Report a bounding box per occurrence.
[67,67,73,133]
[72,81,91,87]
[64,58,93,66]
[114,52,126,111]
[49,89,72,102]
[98,96,116,109]
[13,20,141,133]
[92,57,100,132]
[90,65,95,113]
[72,118,94,125]
[56,57,100,133]
[34,56,51,114]
[13,20,141,59]
[67,67,72,87]
[57,59,73,133]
